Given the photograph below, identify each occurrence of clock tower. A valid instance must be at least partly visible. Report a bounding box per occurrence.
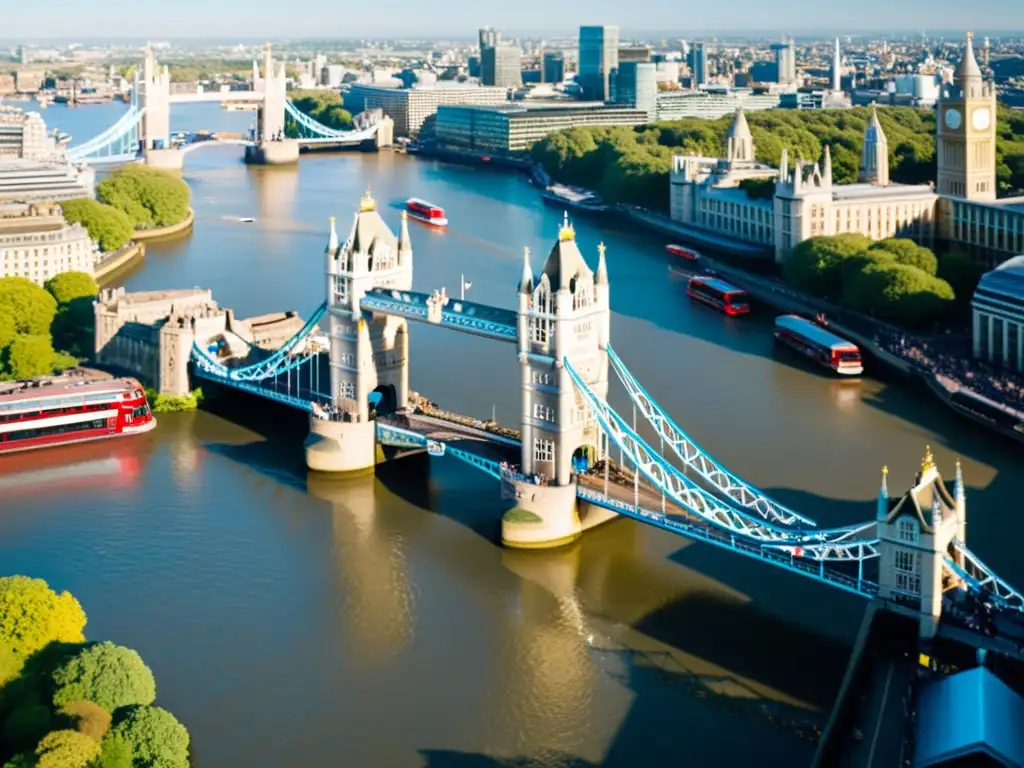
[937,32,997,201]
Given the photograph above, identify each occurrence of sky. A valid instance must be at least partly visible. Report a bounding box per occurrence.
[3,0,1022,39]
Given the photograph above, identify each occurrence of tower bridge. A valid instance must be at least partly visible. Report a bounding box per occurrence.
[121,190,1024,649]
[65,44,393,169]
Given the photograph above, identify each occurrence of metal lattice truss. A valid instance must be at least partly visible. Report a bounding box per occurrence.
[607,345,816,528]
[577,486,877,596]
[944,540,1024,612]
[375,423,503,479]
[189,302,327,382]
[565,357,879,559]
[283,100,381,144]
[360,289,517,343]
[66,105,145,164]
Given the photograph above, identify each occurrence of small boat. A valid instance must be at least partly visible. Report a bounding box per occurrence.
[239,217,255,223]
[667,244,700,261]
[406,198,448,227]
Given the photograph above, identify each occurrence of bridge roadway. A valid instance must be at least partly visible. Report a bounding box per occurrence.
[379,413,519,465]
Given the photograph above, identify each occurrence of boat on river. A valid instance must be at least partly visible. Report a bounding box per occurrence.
[540,184,608,214]
[406,198,448,227]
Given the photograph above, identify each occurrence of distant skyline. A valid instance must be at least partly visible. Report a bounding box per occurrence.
[6,0,1023,40]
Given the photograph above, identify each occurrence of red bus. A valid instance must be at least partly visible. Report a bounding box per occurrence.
[406,198,448,227]
[773,315,863,376]
[686,276,750,316]
[0,376,156,455]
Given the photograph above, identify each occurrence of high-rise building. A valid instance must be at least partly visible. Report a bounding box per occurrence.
[481,44,522,88]
[543,52,565,84]
[579,25,620,101]
[612,62,657,120]
[832,38,841,92]
[618,46,652,64]
[770,37,796,84]
[689,42,709,86]
[937,33,997,201]
[479,27,500,50]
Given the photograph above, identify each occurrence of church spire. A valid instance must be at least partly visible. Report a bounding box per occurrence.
[518,246,533,293]
[823,144,833,184]
[726,107,753,164]
[859,105,889,186]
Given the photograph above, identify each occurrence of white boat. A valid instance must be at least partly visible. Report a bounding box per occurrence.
[239,217,255,223]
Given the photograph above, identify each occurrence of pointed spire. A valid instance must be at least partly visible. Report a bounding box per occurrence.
[921,444,935,473]
[823,144,832,183]
[876,465,889,520]
[859,106,889,186]
[956,32,983,87]
[558,211,575,241]
[954,457,965,500]
[398,209,412,253]
[596,242,608,285]
[326,216,338,253]
[726,107,753,163]
[779,148,789,182]
[359,186,375,212]
[519,246,534,293]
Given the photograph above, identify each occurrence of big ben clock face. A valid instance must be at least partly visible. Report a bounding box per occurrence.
[945,108,962,130]
[972,107,992,131]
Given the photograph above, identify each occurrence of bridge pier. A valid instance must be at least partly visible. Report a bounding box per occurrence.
[502,480,582,549]
[305,416,378,476]
[144,148,185,170]
[244,140,299,166]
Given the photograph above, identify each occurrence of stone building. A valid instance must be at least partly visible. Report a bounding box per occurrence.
[0,202,98,284]
[971,255,1024,371]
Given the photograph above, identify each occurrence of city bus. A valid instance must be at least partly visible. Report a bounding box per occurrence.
[686,276,750,316]
[773,315,864,376]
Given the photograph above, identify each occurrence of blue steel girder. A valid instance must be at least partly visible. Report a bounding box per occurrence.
[945,541,1024,612]
[191,368,314,411]
[360,288,517,342]
[607,344,817,528]
[375,423,503,478]
[564,357,879,553]
[578,486,877,596]
[284,100,379,142]
[66,105,144,164]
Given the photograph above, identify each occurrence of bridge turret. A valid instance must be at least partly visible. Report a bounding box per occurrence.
[876,465,889,521]
[594,242,610,349]
[398,210,412,263]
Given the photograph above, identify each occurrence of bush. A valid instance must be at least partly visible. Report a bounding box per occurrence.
[783,233,873,298]
[1,335,77,381]
[59,700,111,742]
[52,643,156,713]
[869,238,939,275]
[97,166,190,230]
[2,753,35,768]
[0,277,58,336]
[0,312,15,353]
[844,262,955,324]
[144,387,203,414]
[44,272,98,306]
[94,733,132,768]
[109,706,189,768]
[51,297,96,361]
[0,577,86,660]
[60,199,133,254]
[34,729,100,768]
[3,704,53,752]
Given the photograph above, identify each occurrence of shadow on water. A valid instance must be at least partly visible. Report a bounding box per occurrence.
[420,752,598,768]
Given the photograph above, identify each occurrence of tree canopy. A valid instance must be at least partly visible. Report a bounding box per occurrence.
[0,278,57,336]
[108,706,189,768]
[97,166,191,230]
[43,272,99,306]
[52,643,156,713]
[33,729,100,768]
[0,276,88,381]
[0,577,86,662]
[285,90,353,136]
[45,271,99,361]
[60,200,133,253]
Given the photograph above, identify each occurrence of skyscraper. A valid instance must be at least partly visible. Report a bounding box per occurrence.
[689,42,709,86]
[770,37,796,84]
[832,38,841,92]
[481,43,522,89]
[579,25,620,101]
[612,62,657,120]
[479,27,500,50]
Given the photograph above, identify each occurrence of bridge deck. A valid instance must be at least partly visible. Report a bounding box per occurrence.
[380,414,519,464]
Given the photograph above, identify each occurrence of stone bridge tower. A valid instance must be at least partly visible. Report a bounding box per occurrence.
[254,43,287,143]
[137,44,170,151]
[504,214,610,549]
[306,190,412,475]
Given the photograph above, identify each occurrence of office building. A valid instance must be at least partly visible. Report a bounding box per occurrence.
[618,46,652,64]
[689,43,710,86]
[0,158,96,204]
[612,62,657,120]
[344,83,510,137]
[669,35,1024,268]
[0,106,60,160]
[479,27,500,50]
[771,37,796,85]
[543,53,565,84]
[435,103,648,154]
[0,202,99,285]
[481,44,522,88]
[655,88,781,121]
[579,25,619,101]
[972,257,1024,371]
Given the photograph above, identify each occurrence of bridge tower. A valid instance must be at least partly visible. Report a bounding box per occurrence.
[503,214,611,549]
[305,190,413,475]
[137,44,170,151]
[245,44,298,165]
[876,447,966,639]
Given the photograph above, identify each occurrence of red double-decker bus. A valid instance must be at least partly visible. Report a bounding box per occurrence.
[686,276,750,316]
[0,376,156,455]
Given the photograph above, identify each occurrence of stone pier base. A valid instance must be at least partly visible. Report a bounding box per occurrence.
[502,481,582,550]
[305,416,376,476]
[245,140,299,165]
[144,148,185,170]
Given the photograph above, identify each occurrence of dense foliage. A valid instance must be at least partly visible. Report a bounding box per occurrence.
[782,235,959,326]
[59,200,133,254]
[285,90,353,136]
[0,273,97,380]
[97,166,191,230]
[0,578,191,768]
[144,387,203,414]
[530,106,1024,210]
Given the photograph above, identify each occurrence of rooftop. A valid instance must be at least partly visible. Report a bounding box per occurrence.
[977,254,1024,300]
[0,374,139,407]
[832,182,936,201]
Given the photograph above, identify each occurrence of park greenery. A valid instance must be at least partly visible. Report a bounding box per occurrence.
[97,167,191,231]
[530,106,1024,210]
[285,90,353,136]
[781,234,983,326]
[0,576,191,768]
[0,274,100,380]
[60,200,134,254]
[143,387,204,415]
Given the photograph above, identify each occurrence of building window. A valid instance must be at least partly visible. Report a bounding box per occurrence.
[338,353,355,367]
[533,403,555,422]
[533,438,554,463]
[894,547,921,594]
[339,381,355,400]
[898,518,919,544]
[531,370,553,386]
[531,318,549,345]
[333,276,349,307]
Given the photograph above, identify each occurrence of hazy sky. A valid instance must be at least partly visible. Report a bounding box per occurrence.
[5,0,1020,39]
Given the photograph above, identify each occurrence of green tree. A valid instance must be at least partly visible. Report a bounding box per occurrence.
[0,577,86,660]
[109,706,189,768]
[938,251,985,303]
[34,729,100,768]
[58,700,111,742]
[3,704,53,752]
[738,177,775,200]
[783,233,873,298]
[844,262,955,324]
[60,200,133,253]
[285,90,354,135]
[0,278,58,336]
[94,734,132,768]
[96,166,190,230]
[2,752,35,768]
[44,272,98,306]
[869,238,938,275]
[52,643,156,713]
[1,335,76,381]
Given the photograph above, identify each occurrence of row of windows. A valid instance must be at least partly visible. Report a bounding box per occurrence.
[531,371,553,386]
[894,547,922,595]
[534,438,554,463]
[0,418,109,443]
[533,403,554,422]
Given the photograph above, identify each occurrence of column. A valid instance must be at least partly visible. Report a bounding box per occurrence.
[1004,317,1011,367]
[972,310,981,358]
[988,314,995,363]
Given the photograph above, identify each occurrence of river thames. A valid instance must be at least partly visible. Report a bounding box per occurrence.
[2,101,1023,767]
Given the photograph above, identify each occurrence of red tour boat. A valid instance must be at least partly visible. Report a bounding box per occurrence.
[667,244,700,261]
[406,198,448,227]
[0,375,156,455]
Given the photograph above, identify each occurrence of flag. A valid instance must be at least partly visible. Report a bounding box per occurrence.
[463,280,473,291]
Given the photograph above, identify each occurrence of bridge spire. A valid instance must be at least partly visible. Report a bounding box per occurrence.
[921,444,935,473]
[558,211,575,241]
[519,246,533,293]
[876,465,889,520]
[596,242,608,285]
[359,187,376,212]
[398,210,412,256]
[326,216,338,254]
[954,457,965,501]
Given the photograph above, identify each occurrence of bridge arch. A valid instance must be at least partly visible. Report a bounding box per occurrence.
[369,383,398,417]
[571,443,599,475]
